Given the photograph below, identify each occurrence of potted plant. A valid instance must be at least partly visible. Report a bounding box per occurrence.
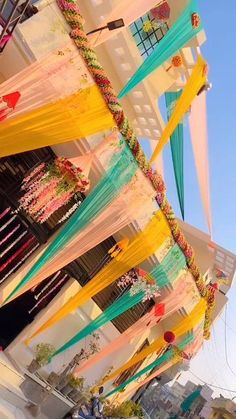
[61,374,84,397]
[28,343,55,374]
[103,399,144,418]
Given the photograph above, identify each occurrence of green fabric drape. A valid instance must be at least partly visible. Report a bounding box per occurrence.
[53,244,186,357]
[5,142,139,303]
[181,388,201,412]
[105,333,193,398]
[165,91,184,219]
[118,0,203,98]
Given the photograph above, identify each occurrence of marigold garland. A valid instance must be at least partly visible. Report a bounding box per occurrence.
[56,0,214,335]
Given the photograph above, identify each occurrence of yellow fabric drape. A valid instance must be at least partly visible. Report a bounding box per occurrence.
[26,211,171,341]
[101,298,207,384]
[150,56,207,162]
[0,85,115,157]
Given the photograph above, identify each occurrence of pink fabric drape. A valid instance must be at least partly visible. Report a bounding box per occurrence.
[12,170,155,300]
[189,92,212,234]
[73,280,192,376]
[90,0,161,47]
[0,41,93,119]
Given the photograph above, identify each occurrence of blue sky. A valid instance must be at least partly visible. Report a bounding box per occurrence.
[162,0,236,398]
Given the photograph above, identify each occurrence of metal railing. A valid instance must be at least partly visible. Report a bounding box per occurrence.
[0,0,32,52]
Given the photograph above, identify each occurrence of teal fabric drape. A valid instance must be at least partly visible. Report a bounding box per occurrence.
[53,244,187,357]
[165,91,184,219]
[6,142,139,302]
[118,0,203,99]
[181,388,201,412]
[105,333,193,398]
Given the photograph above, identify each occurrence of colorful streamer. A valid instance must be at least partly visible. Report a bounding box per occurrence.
[99,299,206,386]
[151,56,207,161]
[73,278,192,377]
[0,85,114,157]
[57,0,208,302]
[189,92,212,234]
[118,0,203,99]
[165,91,184,219]
[105,334,194,398]
[44,245,187,356]
[4,143,140,302]
[25,211,170,343]
[0,43,93,119]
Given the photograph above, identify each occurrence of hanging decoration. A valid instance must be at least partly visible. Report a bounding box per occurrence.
[189,92,212,234]
[118,0,203,99]
[0,237,35,275]
[4,143,140,303]
[47,250,189,364]
[73,280,189,377]
[166,55,183,72]
[17,157,90,223]
[165,91,184,219]
[150,2,170,21]
[28,274,69,315]
[0,243,39,284]
[99,299,206,386]
[118,268,159,302]
[151,56,207,162]
[191,12,201,29]
[215,268,228,285]
[0,207,11,221]
[0,85,115,158]
[0,43,94,120]
[56,0,208,305]
[116,331,204,402]
[105,334,194,398]
[164,331,176,344]
[203,282,219,339]
[0,92,21,122]
[25,211,170,345]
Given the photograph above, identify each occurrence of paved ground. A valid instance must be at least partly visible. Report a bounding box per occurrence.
[0,352,49,418]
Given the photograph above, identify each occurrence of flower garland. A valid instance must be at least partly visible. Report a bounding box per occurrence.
[28,274,68,314]
[56,0,205,291]
[33,270,61,299]
[0,230,27,258]
[57,200,81,224]
[0,236,35,274]
[0,242,39,284]
[0,215,17,232]
[0,207,11,221]
[0,224,21,246]
[18,157,90,223]
[56,0,211,333]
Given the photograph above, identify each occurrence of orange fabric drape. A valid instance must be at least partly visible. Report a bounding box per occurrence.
[189,92,212,234]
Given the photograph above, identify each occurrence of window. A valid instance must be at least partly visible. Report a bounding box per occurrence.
[130,13,168,59]
[114,339,149,386]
